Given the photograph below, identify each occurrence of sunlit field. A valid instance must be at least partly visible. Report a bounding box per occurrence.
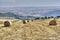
[0,18,60,40]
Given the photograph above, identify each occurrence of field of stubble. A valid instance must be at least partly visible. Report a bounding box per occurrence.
[0,18,60,40]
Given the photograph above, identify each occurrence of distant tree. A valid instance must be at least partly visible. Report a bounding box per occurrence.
[47,17,51,19]
[51,16,54,18]
[35,17,40,20]
[56,16,60,19]
[41,17,44,19]
[44,16,47,19]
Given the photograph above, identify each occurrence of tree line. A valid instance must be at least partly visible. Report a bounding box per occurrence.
[35,16,60,20]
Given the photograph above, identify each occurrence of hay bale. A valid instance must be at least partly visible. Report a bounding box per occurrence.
[49,19,57,25]
[31,20,33,22]
[4,21,11,27]
[27,20,29,22]
[22,20,26,24]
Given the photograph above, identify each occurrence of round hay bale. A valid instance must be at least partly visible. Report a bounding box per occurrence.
[27,20,29,22]
[49,20,57,25]
[4,21,11,27]
[22,20,26,24]
[31,20,33,22]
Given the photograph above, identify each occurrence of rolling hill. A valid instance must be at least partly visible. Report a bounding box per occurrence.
[0,12,36,19]
[42,10,60,17]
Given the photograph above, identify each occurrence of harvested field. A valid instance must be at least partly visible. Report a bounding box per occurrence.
[0,18,60,40]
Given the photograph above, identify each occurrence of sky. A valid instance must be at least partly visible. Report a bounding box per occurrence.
[0,0,60,17]
[0,0,60,7]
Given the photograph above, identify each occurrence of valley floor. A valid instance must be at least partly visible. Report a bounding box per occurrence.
[0,18,60,40]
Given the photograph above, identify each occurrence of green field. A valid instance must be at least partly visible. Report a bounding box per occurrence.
[0,18,60,40]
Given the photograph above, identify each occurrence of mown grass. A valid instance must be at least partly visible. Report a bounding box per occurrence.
[0,21,4,24]
[0,18,60,40]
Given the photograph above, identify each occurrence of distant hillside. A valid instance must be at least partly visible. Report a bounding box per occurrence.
[0,7,57,17]
[0,12,36,19]
[42,10,60,17]
[0,7,60,18]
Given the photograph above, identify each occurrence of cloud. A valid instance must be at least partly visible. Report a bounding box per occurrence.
[0,0,60,7]
[0,0,15,3]
[16,12,29,16]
